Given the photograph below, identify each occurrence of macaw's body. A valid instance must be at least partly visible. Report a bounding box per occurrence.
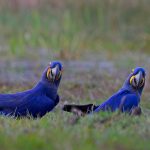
[94,87,140,113]
[63,67,146,115]
[0,61,63,118]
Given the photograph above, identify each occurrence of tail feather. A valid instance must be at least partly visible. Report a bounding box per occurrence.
[62,103,98,115]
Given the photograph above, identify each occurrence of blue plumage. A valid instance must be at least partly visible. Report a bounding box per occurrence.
[0,61,63,118]
[94,67,146,113]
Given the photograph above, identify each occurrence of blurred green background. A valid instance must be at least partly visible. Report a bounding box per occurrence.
[0,1,150,150]
[0,0,150,59]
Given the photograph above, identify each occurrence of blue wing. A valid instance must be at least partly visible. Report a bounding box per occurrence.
[0,91,31,113]
[0,89,33,108]
[14,95,56,117]
[0,91,59,118]
[94,89,140,113]
[120,94,139,112]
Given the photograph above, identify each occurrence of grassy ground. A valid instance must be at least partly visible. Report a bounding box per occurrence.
[0,0,150,149]
[0,51,150,150]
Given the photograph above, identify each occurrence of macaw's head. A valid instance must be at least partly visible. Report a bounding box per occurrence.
[42,61,63,86]
[123,67,146,95]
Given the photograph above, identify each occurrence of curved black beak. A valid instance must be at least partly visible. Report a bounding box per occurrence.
[134,71,143,86]
[51,65,62,81]
[131,71,145,88]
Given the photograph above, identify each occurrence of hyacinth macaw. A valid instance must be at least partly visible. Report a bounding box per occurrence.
[63,67,146,115]
[0,61,63,118]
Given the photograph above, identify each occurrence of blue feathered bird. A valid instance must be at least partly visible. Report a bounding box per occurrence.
[0,61,63,118]
[63,67,146,115]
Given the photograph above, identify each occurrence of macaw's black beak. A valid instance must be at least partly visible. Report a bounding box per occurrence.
[130,71,145,88]
[47,65,62,82]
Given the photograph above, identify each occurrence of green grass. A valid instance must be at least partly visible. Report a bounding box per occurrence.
[0,62,150,150]
[0,0,150,149]
[0,111,150,150]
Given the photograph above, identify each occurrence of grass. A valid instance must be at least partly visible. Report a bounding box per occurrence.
[0,0,150,149]
[0,111,150,150]
[0,58,150,150]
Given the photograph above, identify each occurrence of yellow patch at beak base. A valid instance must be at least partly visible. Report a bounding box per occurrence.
[130,76,135,84]
[139,78,145,87]
[47,68,51,80]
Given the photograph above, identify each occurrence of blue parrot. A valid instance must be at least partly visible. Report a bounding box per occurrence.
[94,67,146,113]
[63,67,146,115]
[0,61,63,118]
